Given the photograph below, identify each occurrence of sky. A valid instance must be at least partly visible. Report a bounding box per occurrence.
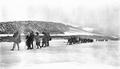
[0,0,120,36]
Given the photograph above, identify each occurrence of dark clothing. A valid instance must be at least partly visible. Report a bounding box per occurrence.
[29,32,35,49]
[36,42,40,46]
[45,33,51,46]
[29,33,34,41]
[67,38,73,45]
[26,33,34,49]
[42,32,51,47]
[26,35,31,49]
[42,36,47,47]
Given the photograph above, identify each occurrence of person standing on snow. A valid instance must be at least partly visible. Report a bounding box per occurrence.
[35,32,41,49]
[11,30,21,51]
[29,31,35,49]
[26,32,31,50]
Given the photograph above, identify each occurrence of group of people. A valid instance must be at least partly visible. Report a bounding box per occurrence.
[10,30,108,51]
[67,36,94,45]
[67,36,79,45]
[11,30,51,51]
[26,31,51,50]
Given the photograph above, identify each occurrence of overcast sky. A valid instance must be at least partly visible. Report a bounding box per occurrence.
[0,0,120,36]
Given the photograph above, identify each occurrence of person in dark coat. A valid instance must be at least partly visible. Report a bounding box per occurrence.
[29,31,35,49]
[26,32,31,50]
[41,32,47,47]
[67,37,73,45]
[41,31,51,47]
[46,32,51,47]
[42,35,47,47]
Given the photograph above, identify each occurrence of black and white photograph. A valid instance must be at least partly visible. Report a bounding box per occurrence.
[0,0,120,69]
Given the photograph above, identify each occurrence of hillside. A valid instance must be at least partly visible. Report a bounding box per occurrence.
[0,21,71,34]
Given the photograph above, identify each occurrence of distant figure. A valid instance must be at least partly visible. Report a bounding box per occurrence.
[35,32,41,49]
[11,30,21,51]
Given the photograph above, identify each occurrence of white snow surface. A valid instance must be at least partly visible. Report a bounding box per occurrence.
[0,39,120,69]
